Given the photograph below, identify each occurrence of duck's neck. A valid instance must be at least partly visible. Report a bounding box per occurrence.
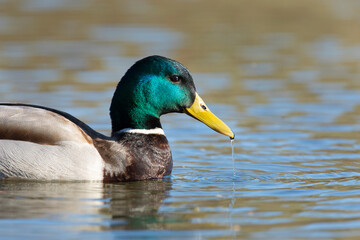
[109,75,164,134]
[110,105,162,134]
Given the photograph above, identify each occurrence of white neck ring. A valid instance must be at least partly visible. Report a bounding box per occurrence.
[116,127,165,135]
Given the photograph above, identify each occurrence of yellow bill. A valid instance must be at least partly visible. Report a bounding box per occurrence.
[184,92,235,139]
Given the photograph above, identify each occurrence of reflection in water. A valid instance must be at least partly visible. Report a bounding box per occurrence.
[0,181,105,219]
[103,179,173,230]
[0,180,173,233]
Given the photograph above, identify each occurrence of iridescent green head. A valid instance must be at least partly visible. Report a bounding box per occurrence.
[110,56,196,131]
[110,55,234,139]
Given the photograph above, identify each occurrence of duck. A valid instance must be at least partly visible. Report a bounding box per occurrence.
[0,55,234,182]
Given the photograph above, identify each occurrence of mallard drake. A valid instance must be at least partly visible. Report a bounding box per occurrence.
[0,56,234,181]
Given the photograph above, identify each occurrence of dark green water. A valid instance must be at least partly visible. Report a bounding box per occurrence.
[1,1,360,239]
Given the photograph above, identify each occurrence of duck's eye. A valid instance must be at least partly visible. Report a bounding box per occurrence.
[169,75,181,83]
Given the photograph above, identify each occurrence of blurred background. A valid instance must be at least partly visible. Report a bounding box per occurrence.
[0,0,359,134]
[1,1,360,239]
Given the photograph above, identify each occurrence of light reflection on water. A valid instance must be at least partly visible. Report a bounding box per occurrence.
[1,0,360,239]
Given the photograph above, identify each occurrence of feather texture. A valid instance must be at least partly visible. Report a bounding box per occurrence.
[0,104,172,181]
[0,105,104,180]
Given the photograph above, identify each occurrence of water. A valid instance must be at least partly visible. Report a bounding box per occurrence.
[231,139,236,177]
[1,0,360,239]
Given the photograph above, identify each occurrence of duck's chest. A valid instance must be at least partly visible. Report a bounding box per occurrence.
[95,133,173,182]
